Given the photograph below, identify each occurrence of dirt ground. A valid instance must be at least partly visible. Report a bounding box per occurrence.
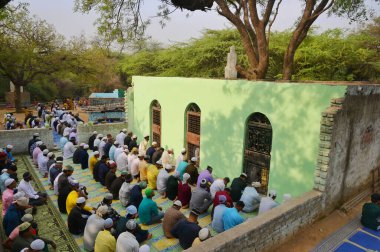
[274,197,368,252]
[0,106,89,129]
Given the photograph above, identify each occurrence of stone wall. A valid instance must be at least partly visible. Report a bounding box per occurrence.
[0,128,54,154]
[185,191,323,252]
[321,86,380,211]
[77,122,128,144]
[5,91,31,107]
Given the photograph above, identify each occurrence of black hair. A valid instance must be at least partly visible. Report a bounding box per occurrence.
[56,157,63,161]
[224,177,230,184]
[371,193,380,203]
[236,201,245,208]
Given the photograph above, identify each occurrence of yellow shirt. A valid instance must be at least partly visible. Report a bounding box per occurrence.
[94,230,116,252]
[147,165,159,189]
[66,191,92,214]
[139,160,148,181]
[192,238,202,247]
[89,156,98,173]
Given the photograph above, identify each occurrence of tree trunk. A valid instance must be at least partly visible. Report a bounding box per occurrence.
[282,43,296,80]
[14,83,22,113]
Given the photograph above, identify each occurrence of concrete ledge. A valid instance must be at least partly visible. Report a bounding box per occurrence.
[185,190,323,252]
[0,128,54,154]
[77,122,128,144]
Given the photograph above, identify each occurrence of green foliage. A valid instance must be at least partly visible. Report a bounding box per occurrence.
[120,22,380,82]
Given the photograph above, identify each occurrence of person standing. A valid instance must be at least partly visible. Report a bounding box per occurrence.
[230,173,248,202]
[123,131,133,147]
[128,135,138,152]
[138,134,150,154]
[175,148,187,170]
[145,142,157,163]
[58,166,74,213]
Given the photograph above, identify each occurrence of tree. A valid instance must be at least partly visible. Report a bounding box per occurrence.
[0,4,66,112]
[0,0,11,9]
[76,0,379,80]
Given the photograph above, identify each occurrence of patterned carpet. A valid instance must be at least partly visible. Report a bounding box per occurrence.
[312,216,380,252]
[22,150,257,252]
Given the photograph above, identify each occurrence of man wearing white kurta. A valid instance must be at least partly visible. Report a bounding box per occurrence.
[63,138,76,159]
[116,149,129,172]
[116,129,127,147]
[138,134,150,155]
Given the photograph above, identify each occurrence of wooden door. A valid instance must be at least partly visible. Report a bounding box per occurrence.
[186,104,201,161]
[244,113,272,195]
[151,101,161,146]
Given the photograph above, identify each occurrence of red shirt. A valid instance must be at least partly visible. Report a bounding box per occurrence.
[177,181,191,206]
[213,191,233,209]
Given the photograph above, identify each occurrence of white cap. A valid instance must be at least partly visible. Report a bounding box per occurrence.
[251,182,261,187]
[123,149,129,153]
[181,148,186,154]
[283,194,292,202]
[139,245,150,252]
[93,151,100,155]
[165,164,172,170]
[191,157,198,162]
[114,141,119,145]
[76,197,86,204]
[93,131,98,135]
[63,132,69,137]
[30,239,45,250]
[122,128,127,132]
[199,228,210,241]
[33,133,40,137]
[15,197,29,207]
[13,191,25,201]
[104,218,113,228]
[42,149,49,155]
[126,219,137,230]
[144,133,149,138]
[6,145,13,149]
[156,159,162,165]
[97,134,103,138]
[241,173,248,178]
[269,190,277,197]
[84,144,89,149]
[4,178,15,187]
[132,135,137,139]
[36,141,43,146]
[152,141,157,146]
[173,200,182,207]
[102,137,107,141]
[80,143,85,147]
[21,213,33,222]
[47,152,54,158]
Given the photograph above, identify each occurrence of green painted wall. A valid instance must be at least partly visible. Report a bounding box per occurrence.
[130,76,347,201]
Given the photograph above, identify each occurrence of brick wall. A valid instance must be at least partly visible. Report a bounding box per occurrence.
[0,128,54,154]
[185,191,323,252]
[77,122,129,144]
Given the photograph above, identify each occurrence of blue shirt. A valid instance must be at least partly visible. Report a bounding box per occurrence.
[240,187,261,212]
[0,172,10,193]
[98,163,109,186]
[59,137,68,150]
[177,161,189,180]
[138,197,158,224]
[109,145,116,161]
[3,204,24,236]
[4,149,14,162]
[212,204,227,233]
[223,207,244,231]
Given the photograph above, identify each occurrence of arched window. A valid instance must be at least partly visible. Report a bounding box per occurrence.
[243,112,273,195]
[185,103,201,163]
[151,100,161,146]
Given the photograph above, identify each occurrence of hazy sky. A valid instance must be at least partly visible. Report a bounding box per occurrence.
[14,0,379,45]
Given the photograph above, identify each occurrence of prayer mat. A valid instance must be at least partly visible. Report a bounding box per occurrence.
[0,155,81,252]
[312,216,380,252]
[26,150,258,251]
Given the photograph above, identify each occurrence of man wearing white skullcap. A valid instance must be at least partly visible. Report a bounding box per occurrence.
[240,181,262,213]
[4,145,15,163]
[189,179,212,213]
[68,197,92,235]
[175,148,187,170]
[192,228,211,247]
[258,189,279,215]
[2,178,16,216]
[116,130,127,150]
[185,157,199,186]
[139,245,150,252]
[98,137,107,157]
[37,149,49,177]
[157,164,173,198]
[93,134,103,151]
[116,219,139,252]
[177,173,192,208]
[83,206,109,251]
[30,239,45,251]
[162,201,186,238]
[88,131,98,151]
[138,134,150,155]
[95,218,116,252]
